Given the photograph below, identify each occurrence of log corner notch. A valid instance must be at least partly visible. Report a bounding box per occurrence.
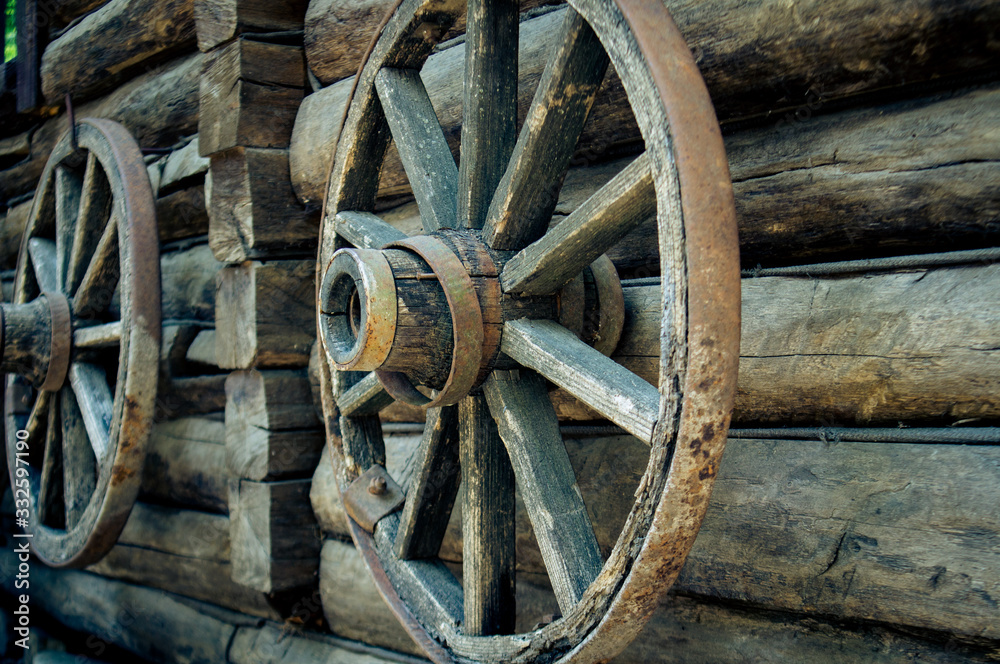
[194,0,310,53]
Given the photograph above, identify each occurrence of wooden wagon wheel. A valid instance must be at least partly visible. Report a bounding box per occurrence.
[316,0,739,661]
[3,118,160,568]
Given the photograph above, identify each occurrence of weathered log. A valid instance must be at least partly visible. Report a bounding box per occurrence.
[0,129,31,170]
[199,39,306,156]
[294,63,1000,266]
[140,416,228,513]
[149,135,209,194]
[156,323,227,420]
[0,52,202,203]
[186,328,217,366]
[6,567,238,664]
[87,502,280,619]
[303,0,558,86]
[207,147,318,263]
[228,623,426,664]
[160,242,221,322]
[0,199,31,269]
[303,0,1000,117]
[156,185,209,243]
[319,537,993,663]
[48,0,112,27]
[314,433,1000,644]
[40,0,197,105]
[215,259,315,369]
[225,368,324,480]
[230,478,321,593]
[194,0,309,52]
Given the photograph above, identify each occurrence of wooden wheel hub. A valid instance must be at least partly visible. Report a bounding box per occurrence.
[320,229,622,407]
[0,292,72,390]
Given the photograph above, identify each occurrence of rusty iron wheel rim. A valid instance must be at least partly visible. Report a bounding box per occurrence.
[316,0,740,661]
[4,118,161,568]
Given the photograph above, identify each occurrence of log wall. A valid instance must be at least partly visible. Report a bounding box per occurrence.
[0,0,997,661]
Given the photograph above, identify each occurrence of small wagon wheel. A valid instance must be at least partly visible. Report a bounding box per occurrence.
[316,0,739,661]
[3,118,160,568]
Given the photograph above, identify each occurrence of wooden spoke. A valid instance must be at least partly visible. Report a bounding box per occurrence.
[335,211,407,249]
[55,165,85,290]
[483,9,610,251]
[67,362,113,460]
[28,238,59,293]
[339,372,387,472]
[37,395,63,527]
[72,212,120,317]
[483,370,602,612]
[501,152,654,295]
[24,390,52,444]
[457,0,518,229]
[375,68,458,232]
[336,371,394,416]
[72,321,122,349]
[61,386,97,529]
[394,406,461,560]
[459,394,515,635]
[502,319,659,444]
[66,152,113,294]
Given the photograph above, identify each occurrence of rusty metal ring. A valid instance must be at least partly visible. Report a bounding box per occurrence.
[320,248,397,371]
[377,235,483,408]
[40,291,72,392]
[589,255,625,357]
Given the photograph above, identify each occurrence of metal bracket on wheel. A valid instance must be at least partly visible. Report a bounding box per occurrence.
[343,465,405,533]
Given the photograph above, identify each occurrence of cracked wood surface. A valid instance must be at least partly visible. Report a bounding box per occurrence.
[314,434,1000,643]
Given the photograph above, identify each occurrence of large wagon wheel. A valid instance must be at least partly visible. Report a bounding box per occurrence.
[3,119,160,568]
[316,0,739,661]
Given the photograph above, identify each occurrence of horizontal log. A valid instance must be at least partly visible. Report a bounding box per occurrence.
[207,147,319,263]
[48,0,112,27]
[230,478,321,593]
[87,502,280,619]
[6,567,238,664]
[150,135,210,194]
[1,198,31,270]
[314,431,1000,643]
[199,39,306,156]
[225,368,321,430]
[319,537,993,663]
[0,52,202,203]
[0,129,31,169]
[156,324,227,419]
[194,0,309,53]
[296,69,999,267]
[186,328,217,366]
[160,242,222,322]
[140,416,228,513]
[303,0,558,86]
[40,0,197,105]
[228,623,425,664]
[156,185,209,243]
[215,259,315,369]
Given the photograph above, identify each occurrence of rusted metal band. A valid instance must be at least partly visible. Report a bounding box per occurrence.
[41,292,71,392]
[320,248,397,371]
[589,255,625,357]
[377,235,483,408]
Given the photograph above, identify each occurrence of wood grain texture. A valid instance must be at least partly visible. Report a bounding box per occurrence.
[459,393,516,635]
[215,259,315,369]
[224,369,321,431]
[2,52,202,204]
[199,39,306,156]
[456,0,518,231]
[483,370,602,612]
[194,0,309,52]
[87,502,279,618]
[230,478,321,592]
[375,67,458,232]
[140,416,228,513]
[291,1,1000,208]
[40,0,197,105]
[315,433,1000,644]
[207,147,318,263]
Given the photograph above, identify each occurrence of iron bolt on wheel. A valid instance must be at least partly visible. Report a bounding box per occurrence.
[3,119,161,569]
[316,0,740,661]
